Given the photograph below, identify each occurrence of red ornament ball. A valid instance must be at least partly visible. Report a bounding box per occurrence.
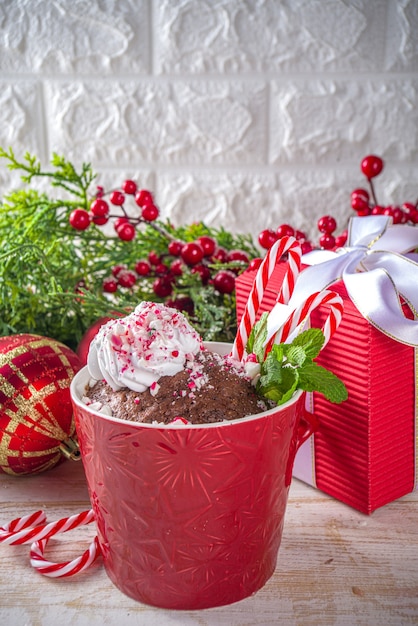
[0,334,81,476]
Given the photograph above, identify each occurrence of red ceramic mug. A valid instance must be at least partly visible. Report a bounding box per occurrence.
[70,342,316,610]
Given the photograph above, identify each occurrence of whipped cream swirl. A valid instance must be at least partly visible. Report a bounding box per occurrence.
[87,301,204,392]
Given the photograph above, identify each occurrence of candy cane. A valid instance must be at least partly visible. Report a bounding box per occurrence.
[1,508,101,578]
[232,236,302,360]
[0,509,96,545]
[0,510,47,541]
[265,289,344,356]
[30,534,101,578]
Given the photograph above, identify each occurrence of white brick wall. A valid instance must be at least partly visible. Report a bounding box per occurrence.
[0,0,417,242]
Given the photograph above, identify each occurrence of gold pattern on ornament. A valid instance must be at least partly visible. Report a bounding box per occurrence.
[0,344,33,382]
[0,447,61,476]
[0,373,18,399]
[0,433,12,469]
[2,381,73,441]
[30,337,76,379]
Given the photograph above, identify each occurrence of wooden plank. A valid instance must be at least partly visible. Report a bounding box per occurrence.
[1,460,417,625]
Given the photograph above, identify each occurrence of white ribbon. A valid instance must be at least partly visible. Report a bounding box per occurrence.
[286,216,418,347]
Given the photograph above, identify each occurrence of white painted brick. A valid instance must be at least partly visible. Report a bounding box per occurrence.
[0,0,417,248]
[156,164,418,244]
[385,0,418,70]
[270,79,418,165]
[155,0,386,74]
[0,82,41,151]
[155,169,354,243]
[156,170,281,236]
[0,0,150,74]
[45,79,267,166]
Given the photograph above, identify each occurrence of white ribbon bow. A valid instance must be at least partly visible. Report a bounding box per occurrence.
[279,215,418,347]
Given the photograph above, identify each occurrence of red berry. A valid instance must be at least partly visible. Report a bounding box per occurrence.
[258,229,277,250]
[408,209,418,224]
[141,204,159,221]
[317,215,337,234]
[335,231,348,248]
[122,179,137,194]
[391,206,405,224]
[116,222,136,241]
[383,206,395,217]
[148,251,161,265]
[213,270,235,294]
[91,213,109,226]
[211,247,228,262]
[69,208,91,230]
[301,241,313,254]
[403,203,418,224]
[384,205,404,224]
[351,188,369,201]
[247,257,263,272]
[170,259,184,276]
[103,277,118,293]
[276,224,295,239]
[95,186,104,198]
[111,264,126,277]
[166,296,194,315]
[117,269,137,288]
[135,189,154,207]
[114,217,129,232]
[402,202,416,215]
[110,190,125,206]
[351,188,370,211]
[196,236,216,257]
[155,263,169,275]
[153,277,173,298]
[134,260,151,276]
[168,240,183,256]
[227,249,249,264]
[295,230,307,242]
[90,198,109,217]
[319,233,336,250]
[356,207,371,216]
[371,205,384,215]
[191,263,211,285]
[181,242,204,266]
[361,155,384,179]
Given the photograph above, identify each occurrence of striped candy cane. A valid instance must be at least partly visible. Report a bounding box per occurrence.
[0,508,101,578]
[0,510,47,543]
[30,534,101,578]
[232,236,302,360]
[0,509,96,545]
[266,289,344,355]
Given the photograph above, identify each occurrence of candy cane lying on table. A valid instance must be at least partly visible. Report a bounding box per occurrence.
[0,508,101,578]
[0,510,47,542]
[232,235,302,361]
[264,289,344,357]
[0,509,95,545]
[30,534,101,578]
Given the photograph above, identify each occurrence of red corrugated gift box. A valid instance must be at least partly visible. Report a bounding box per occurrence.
[235,218,417,514]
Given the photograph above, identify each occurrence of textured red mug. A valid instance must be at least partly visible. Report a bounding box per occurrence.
[70,342,316,610]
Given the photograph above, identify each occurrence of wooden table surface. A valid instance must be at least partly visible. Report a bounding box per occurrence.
[1,458,417,626]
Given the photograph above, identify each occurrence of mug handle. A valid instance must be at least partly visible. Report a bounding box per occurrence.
[285,409,319,487]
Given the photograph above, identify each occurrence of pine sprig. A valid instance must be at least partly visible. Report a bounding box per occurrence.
[0,149,256,350]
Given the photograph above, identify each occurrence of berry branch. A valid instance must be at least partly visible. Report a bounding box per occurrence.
[0,149,259,350]
[0,150,415,352]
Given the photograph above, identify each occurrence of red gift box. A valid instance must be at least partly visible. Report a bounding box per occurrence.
[236,260,417,515]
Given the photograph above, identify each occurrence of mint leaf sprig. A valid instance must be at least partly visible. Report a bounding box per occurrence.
[246,313,348,406]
